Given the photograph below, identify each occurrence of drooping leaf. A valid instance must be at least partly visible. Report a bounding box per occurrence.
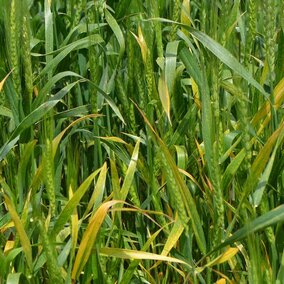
[71,200,122,280]
[4,195,32,271]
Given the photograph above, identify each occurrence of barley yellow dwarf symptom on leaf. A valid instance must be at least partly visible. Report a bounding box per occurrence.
[181,0,191,36]
[131,26,149,64]
[0,69,13,92]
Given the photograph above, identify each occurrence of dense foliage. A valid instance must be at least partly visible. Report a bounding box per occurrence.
[0,0,284,283]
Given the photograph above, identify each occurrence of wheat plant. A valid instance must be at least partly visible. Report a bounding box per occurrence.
[0,0,284,283]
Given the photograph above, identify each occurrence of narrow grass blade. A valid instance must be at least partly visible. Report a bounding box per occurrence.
[221,149,246,191]
[0,136,20,163]
[132,26,148,64]
[179,47,202,87]
[83,162,108,217]
[158,75,171,124]
[17,140,37,209]
[150,217,184,271]
[98,136,127,144]
[180,47,213,178]
[135,103,207,255]
[0,105,12,118]
[165,40,180,93]
[71,200,122,280]
[37,35,103,80]
[54,105,91,119]
[252,76,284,126]
[120,226,164,284]
[51,169,101,238]
[69,186,79,261]
[243,121,284,200]
[44,0,53,78]
[181,0,191,32]
[33,71,83,108]
[215,204,284,251]
[120,140,140,202]
[30,114,102,193]
[88,79,126,124]
[226,121,284,237]
[99,247,191,267]
[161,218,184,256]
[4,195,32,271]
[251,138,279,207]
[7,272,25,284]
[187,29,269,98]
[110,158,121,201]
[200,247,239,271]
[277,249,284,284]
[0,81,80,162]
[105,9,125,58]
[0,69,13,92]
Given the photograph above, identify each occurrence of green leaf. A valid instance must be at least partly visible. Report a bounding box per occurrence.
[226,121,284,237]
[277,249,284,284]
[0,105,12,118]
[105,9,125,58]
[0,81,79,162]
[161,18,268,98]
[188,28,269,98]
[180,47,213,179]
[135,104,207,255]
[36,35,103,80]
[179,47,202,87]
[51,168,101,238]
[221,148,246,191]
[214,204,284,251]
[120,140,140,202]
[44,0,53,78]
[7,272,26,284]
[33,71,83,109]
[165,40,180,94]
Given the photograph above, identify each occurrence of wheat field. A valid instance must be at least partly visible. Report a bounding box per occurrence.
[0,0,284,283]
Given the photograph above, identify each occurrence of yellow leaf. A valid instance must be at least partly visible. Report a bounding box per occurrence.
[131,26,149,64]
[0,69,13,92]
[252,76,284,133]
[274,76,284,109]
[4,194,33,270]
[181,0,191,35]
[98,136,127,144]
[205,247,239,268]
[158,75,171,124]
[161,217,184,256]
[178,168,203,192]
[215,279,226,284]
[83,163,108,217]
[150,217,184,270]
[69,185,79,259]
[72,200,122,280]
[99,247,191,268]
[215,247,239,265]
[0,221,14,233]
[4,240,14,253]
[260,59,269,86]
[192,79,201,109]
